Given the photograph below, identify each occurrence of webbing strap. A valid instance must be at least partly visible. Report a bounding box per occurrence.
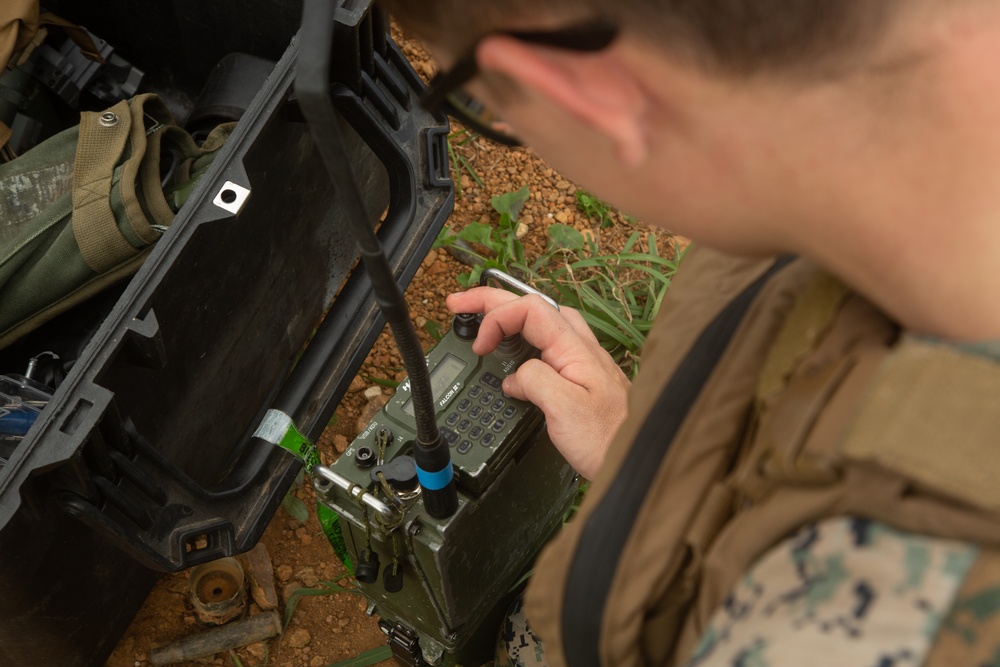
[71,98,136,273]
[756,271,851,402]
[562,257,795,667]
[841,337,1000,512]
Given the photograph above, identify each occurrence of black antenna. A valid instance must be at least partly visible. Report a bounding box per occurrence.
[295,0,457,519]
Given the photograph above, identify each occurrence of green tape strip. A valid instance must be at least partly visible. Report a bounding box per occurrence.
[254,409,320,473]
[277,422,321,473]
[254,409,353,573]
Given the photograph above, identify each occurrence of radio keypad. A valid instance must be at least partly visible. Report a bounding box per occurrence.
[444,374,524,455]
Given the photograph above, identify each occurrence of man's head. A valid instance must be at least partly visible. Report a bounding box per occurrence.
[381,0,897,78]
[385,1,1000,338]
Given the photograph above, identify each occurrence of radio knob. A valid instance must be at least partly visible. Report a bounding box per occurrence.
[452,313,480,341]
[494,334,524,359]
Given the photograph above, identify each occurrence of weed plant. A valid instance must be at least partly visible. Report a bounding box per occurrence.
[436,186,684,377]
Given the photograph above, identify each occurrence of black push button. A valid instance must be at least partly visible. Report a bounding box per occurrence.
[480,391,495,404]
[492,419,506,432]
[481,372,503,390]
[480,413,495,426]
[502,405,517,419]
[492,398,506,412]
[457,398,472,412]
[458,419,472,432]
[470,426,484,439]
[458,440,473,454]
[469,405,483,419]
[441,429,459,446]
[445,412,460,426]
[481,433,495,447]
[469,385,483,398]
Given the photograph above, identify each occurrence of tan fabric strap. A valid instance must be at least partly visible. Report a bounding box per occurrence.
[756,271,851,402]
[840,336,1000,512]
[38,12,105,63]
[71,98,136,273]
[119,94,174,242]
[1,0,40,70]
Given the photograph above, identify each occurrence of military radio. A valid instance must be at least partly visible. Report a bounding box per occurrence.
[295,2,578,664]
[313,270,576,665]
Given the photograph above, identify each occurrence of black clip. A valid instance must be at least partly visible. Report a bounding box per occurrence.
[378,621,426,667]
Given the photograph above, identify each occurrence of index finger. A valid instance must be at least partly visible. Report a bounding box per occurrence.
[446,286,521,316]
[447,287,599,346]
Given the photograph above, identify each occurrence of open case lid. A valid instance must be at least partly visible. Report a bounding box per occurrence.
[0,2,454,573]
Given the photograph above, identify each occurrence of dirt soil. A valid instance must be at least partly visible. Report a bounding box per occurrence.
[105,29,662,667]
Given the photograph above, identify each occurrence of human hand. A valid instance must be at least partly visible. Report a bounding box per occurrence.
[446,287,630,479]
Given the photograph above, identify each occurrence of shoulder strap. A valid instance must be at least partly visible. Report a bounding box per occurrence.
[525,246,813,667]
[841,335,1000,512]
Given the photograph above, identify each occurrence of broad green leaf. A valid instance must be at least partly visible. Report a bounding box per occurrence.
[458,222,495,249]
[491,185,530,221]
[547,224,586,252]
[281,493,309,524]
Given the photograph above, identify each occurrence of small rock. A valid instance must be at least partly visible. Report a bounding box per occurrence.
[554,210,571,224]
[426,260,450,276]
[363,386,383,401]
[287,628,311,649]
[516,221,529,240]
[296,566,319,588]
[246,643,268,660]
[311,656,327,667]
[356,395,389,432]
[294,527,313,548]
[333,435,349,454]
[276,564,293,582]
[415,316,428,328]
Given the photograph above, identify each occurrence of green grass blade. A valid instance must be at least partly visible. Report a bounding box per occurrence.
[323,645,394,667]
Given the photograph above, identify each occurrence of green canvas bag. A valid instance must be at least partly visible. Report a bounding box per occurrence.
[0,92,233,348]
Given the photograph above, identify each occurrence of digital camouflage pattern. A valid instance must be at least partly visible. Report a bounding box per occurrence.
[923,548,1000,667]
[499,517,995,667]
[496,594,547,667]
[682,517,977,667]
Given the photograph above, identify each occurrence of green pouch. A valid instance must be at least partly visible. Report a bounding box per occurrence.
[0,93,233,348]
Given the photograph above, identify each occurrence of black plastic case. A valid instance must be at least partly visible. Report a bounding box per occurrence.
[0,2,453,665]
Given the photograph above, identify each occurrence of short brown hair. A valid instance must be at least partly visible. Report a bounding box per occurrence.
[380,0,898,76]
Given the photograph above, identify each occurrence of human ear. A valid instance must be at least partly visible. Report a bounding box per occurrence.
[476,35,650,166]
